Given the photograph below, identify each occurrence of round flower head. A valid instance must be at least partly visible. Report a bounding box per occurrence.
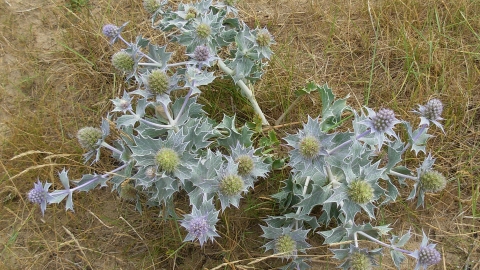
[410,154,446,207]
[256,29,272,47]
[215,159,253,211]
[147,69,169,94]
[112,51,135,73]
[219,174,244,196]
[423,99,443,121]
[284,116,334,170]
[185,7,197,19]
[350,252,373,270]
[143,0,161,13]
[193,45,210,62]
[348,180,374,205]
[180,199,219,247]
[334,245,378,270]
[419,170,446,192]
[77,127,103,151]
[414,98,445,132]
[275,234,296,257]
[196,23,211,39]
[410,231,442,270]
[119,180,137,201]
[155,148,180,173]
[28,180,53,216]
[417,246,441,267]
[130,131,196,185]
[261,226,311,260]
[361,107,401,146]
[371,108,397,133]
[102,24,118,39]
[228,143,270,181]
[324,163,385,221]
[236,155,254,176]
[299,135,321,159]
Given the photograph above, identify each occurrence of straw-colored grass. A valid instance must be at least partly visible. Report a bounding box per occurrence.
[1,0,478,269]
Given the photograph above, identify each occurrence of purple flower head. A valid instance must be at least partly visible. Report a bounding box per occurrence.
[186,45,218,68]
[193,45,210,62]
[361,107,401,146]
[409,231,441,270]
[414,98,444,133]
[102,24,118,39]
[180,199,219,246]
[28,180,53,216]
[102,22,128,44]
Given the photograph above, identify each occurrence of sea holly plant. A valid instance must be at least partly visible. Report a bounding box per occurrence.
[26,0,448,269]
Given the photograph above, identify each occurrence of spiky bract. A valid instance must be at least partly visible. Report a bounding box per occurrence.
[181,199,219,246]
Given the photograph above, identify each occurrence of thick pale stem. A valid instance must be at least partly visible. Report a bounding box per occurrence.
[326,165,340,188]
[327,130,371,156]
[355,231,413,256]
[100,141,123,155]
[216,59,269,126]
[388,170,418,181]
[295,176,311,229]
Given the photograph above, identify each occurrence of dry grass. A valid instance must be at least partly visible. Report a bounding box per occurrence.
[0,0,479,269]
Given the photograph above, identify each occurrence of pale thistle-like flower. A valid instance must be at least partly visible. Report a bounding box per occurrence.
[261,226,311,260]
[77,118,110,163]
[333,245,378,270]
[155,148,180,173]
[348,180,375,205]
[409,232,441,270]
[102,22,128,44]
[408,154,447,207]
[214,159,253,211]
[414,98,444,132]
[77,127,103,151]
[228,143,270,182]
[419,170,446,192]
[324,162,385,221]
[147,69,170,94]
[112,51,135,73]
[361,107,401,146]
[186,45,218,68]
[28,180,53,216]
[102,24,118,39]
[256,29,272,47]
[180,199,219,246]
[111,91,132,113]
[284,116,334,170]
[129,131,197,184]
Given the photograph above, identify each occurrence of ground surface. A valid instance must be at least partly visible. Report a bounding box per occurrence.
[1,0,479,269]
